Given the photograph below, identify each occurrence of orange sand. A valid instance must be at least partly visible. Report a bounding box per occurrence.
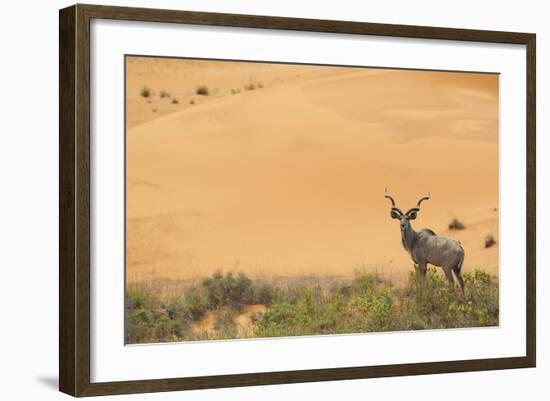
[125,57,499,284]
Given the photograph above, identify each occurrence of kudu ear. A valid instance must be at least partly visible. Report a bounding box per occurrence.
[390,208,401,219]
[406,207,419,220]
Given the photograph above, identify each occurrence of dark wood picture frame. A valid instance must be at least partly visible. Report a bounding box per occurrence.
[59,3,536,397]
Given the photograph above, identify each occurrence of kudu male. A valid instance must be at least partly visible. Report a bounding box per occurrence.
[384,189,465,294]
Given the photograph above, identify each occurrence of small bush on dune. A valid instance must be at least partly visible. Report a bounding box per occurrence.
[196,86,209,96]
[140,86,151,98]
[485,235,496,248]
[159,90,170,98]
[245,82,263,91]
[171,98,179,104]
[448,218,466,230]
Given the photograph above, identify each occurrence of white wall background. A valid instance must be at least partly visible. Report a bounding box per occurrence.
[0,0,546,400]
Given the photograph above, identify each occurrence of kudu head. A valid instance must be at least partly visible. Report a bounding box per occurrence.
[384,189,431,234]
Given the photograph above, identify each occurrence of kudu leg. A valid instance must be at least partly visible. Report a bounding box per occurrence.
[443,267,455,290]
[415,261,428,284]
[453,267,465,296]
[453,255,465,296]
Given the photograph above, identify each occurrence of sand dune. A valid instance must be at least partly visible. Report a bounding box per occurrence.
[126,58,499,284]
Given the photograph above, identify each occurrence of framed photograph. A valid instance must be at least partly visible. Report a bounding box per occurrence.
[59,4,536,397]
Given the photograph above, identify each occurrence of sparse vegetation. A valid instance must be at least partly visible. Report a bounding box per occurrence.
[231,88,241,95]
[160,90,170,98]
[190,99,195,105]
[245,82,263,91]
[171,98,179,104]
[126,268,498,344]
[448,218,466,230]
[140,86,151,98]
[196,86,209,96]
[485,235,496,248]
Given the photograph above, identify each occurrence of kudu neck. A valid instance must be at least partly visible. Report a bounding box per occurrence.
[401,222,417,253]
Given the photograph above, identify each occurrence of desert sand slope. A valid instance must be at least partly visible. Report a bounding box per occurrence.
[126,57,345,129]
[126,63,499,284]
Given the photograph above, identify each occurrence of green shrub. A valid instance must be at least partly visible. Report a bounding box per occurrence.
[202,271,255,309]
[196,86,209,95]
[140,86,151,98]
[182,287,208,320]
[254,303,300,337]
[253,283,279,304]
[350,291,393,331]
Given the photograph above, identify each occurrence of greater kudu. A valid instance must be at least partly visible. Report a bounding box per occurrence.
[384,189,465,294]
